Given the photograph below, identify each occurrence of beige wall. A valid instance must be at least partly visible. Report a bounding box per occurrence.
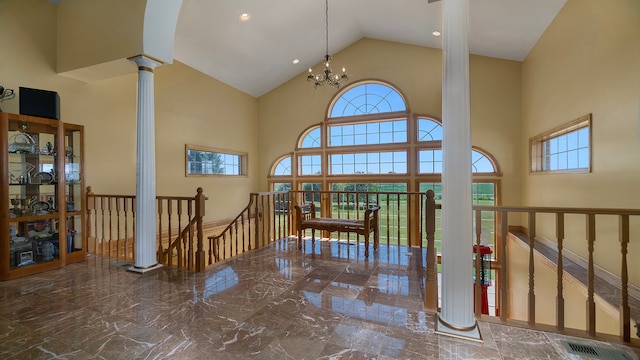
[57,0,145,74]
[0,0,259,221]
[257,38,523,207]
[521,0,640,284]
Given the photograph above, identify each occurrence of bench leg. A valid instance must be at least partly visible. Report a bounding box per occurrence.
[298,228,302,250]
[373,227,379,251]
[311,229,316,248]
[364,233,369,258]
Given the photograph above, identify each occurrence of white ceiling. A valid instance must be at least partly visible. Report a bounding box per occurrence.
[174,0,567,97]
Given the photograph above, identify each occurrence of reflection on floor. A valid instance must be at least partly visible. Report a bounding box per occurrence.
[0,238,638,359]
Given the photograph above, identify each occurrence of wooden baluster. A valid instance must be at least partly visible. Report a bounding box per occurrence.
[187,199,193,269]
[528,211,536,326]
[273,194,278,242]
[396,194,401,248]
[131,197,136,261]
[253,194,259,249]
[556,213,565,331]
[242,212,248,252]
[100,197,106,256]
[586,213,596,336]
[619,214,630,342]
[386,195,390,247]
[116,198,121,259]
[223,233,227,260]
[499,211,508,321]
[235,218,239,255]
[108,197,113,257]
[178,200,184,268]
[123,197,129,261]
[474,209,482,317]
[157,198,163,263]
[86,187,96,253]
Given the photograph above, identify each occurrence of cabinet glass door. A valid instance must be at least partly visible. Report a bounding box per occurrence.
[64,126,83,253]
[7,118,60,268]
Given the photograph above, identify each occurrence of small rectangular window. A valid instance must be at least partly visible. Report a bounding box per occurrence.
[185,144,247,176]
[530,114,591,173]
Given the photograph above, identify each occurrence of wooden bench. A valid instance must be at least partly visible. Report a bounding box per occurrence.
[294,203,380,257]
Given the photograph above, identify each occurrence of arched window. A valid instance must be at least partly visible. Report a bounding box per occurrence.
[268,80,500,189]
[272,156,292,176]
[299,127,321,148]
[330,82,406,118]
[418,118,443,141]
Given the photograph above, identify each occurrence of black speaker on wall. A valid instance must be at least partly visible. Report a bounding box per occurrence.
[19,87,60,120]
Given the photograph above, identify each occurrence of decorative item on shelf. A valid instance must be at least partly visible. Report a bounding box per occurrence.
[0,85,15,112]
[42,241,55,261]
[17,251,35,267]
[307,0,350,89]
[30,201,50,215]
[8,123,38,154]
[33,171,53,184]
[67,229,76,253]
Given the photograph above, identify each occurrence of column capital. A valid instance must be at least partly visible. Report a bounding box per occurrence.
[129,55,163,72]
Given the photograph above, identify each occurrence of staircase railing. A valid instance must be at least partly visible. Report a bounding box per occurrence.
[86,186,207,271]
[421,195,640,344]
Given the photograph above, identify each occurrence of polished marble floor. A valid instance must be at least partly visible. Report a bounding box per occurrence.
[0,238,638,359]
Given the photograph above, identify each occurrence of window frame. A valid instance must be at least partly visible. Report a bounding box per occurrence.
[529,114,592,174]
[185,144,248,177]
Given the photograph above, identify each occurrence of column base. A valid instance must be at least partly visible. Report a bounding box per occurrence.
[127,263,163,274]
[435,313,483,343]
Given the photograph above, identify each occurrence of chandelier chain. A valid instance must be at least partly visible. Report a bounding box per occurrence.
[307,0,350,89]
[325,0,329,57]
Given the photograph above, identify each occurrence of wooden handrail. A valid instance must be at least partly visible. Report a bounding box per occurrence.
[86,187,207,271]
[420,198,640,343]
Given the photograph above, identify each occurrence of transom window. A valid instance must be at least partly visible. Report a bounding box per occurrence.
[530,114,591,173]
[331,151,407,175]
[185,144,246,176]
[329,120,407,146]
[330,82,406,117]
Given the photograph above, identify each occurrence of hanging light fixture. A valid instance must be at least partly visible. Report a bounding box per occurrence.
[307,0,349,88]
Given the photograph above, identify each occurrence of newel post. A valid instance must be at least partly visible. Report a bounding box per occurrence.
[424,190,438,311]
[85,186,95,253]
[195,187,206,272]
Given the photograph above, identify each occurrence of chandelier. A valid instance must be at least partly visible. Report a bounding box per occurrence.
[307,0,350,88]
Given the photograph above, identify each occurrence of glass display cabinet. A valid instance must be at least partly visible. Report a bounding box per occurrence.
[1,112,85,280]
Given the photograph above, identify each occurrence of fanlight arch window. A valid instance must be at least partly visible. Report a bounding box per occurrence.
[418,118,443,142]
[330,82,406,118]
[272,156,292,176]
[299,127,321,148]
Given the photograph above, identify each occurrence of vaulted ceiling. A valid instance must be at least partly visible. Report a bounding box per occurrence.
[174,0,567,97]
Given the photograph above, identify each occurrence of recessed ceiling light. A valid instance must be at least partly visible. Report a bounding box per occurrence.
[239,13,251,21]
[432,31,441,37]
[292,59,300,64]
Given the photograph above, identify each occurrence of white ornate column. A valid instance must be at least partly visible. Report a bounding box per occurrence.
[128,55,163,273]
[435,0,481,341]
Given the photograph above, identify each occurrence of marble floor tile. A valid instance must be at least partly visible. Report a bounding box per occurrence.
[0,238,637,359]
